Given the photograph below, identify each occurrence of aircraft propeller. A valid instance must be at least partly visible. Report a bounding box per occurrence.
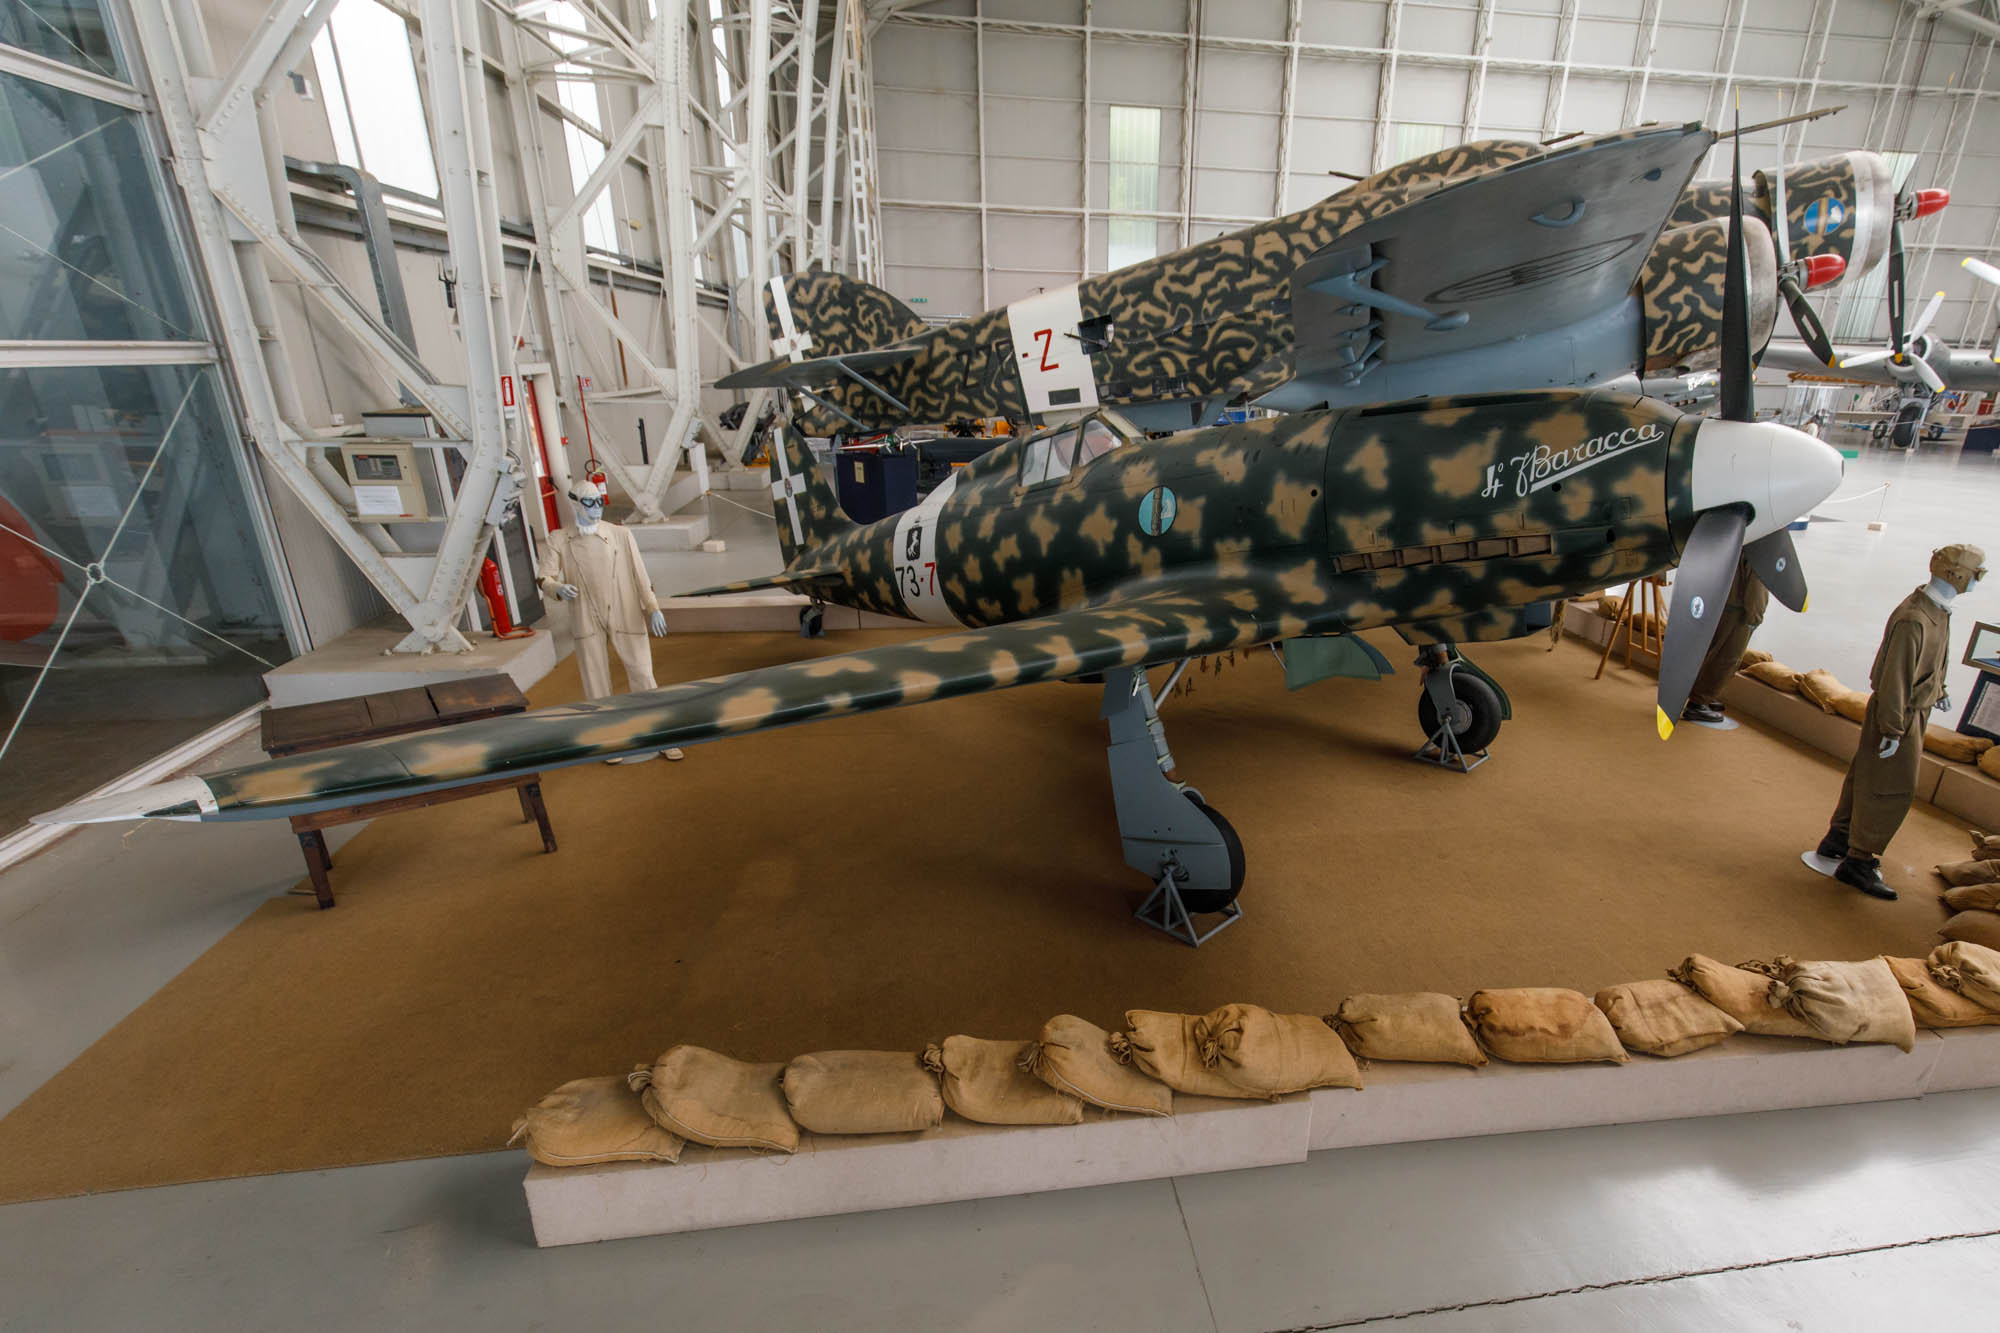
[1655,111,1817,739]
[1958,255,2000,362]
[1840,188,1952,391]
[1765,139,1844,367]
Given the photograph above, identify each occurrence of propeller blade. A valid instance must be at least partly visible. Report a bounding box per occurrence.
[1743,528,1808,613]
[1909,289,1946,340]
[1887,211,1906,355]
[1840,347,1895,368]
[1779,273,1837,366]
[1771,147,1790,268]
[1913,354,1946,393]
[1963,256,2000,289]
[1658,506,1753,738]
[1720,112,1754,422]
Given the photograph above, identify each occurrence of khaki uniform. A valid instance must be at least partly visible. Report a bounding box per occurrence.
[1830,588,1951,857]
[1688,558,1769,706]
[537,522,661,698]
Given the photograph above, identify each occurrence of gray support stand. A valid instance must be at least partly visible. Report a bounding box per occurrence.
[1412,652,1489,773]
[1101,666,1243,946]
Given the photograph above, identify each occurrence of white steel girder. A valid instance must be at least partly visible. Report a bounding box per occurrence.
[132,0,880,649]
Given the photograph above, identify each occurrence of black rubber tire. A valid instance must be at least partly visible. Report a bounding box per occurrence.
[1417,670,1505,754]
[1178,793,1246,913]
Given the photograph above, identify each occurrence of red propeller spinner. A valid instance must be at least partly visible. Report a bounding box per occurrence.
[1801,253,1846,289]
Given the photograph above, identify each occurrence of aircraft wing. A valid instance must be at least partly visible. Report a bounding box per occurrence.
[1280,124,1713,406]
[714,344,920,391]
[1758,339,2000,390]
[36,567,1352,826]
[680,565,849,597]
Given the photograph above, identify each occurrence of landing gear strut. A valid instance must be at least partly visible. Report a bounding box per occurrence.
[1101,664,1244,946]
[1412,643,1506,772]
[798,602,825,639]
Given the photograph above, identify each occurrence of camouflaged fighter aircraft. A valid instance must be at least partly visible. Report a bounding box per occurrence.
[37,123,1844,934]
[719,118,1888,436]
[40,393,1842,921]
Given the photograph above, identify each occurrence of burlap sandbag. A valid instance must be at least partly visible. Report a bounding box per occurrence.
[1829,687,1871,725]
[1944,884,2000,911]
[1668,955,1819,1038]
[1929,940,2000,1010]
[1884,956,2000,1029]
[1937,859,2000,887]
[1940,911,2000,953]
[1769,958,1916,1052]
[1795,668,1848,714]
[1118,1010,1271,1099]
[1740,648,1774,668]
[780,1050,943,1135]
[1027,1015,1173,1117]
[1926,726,1993,765]
[1981,748,2000,781]
[925,1037,1084,1126]
[510,1075,685,1167]
[1464,988,1628,1064]
[1743,660,1801,692]
[1971,830,2000,862]
[1328,992,1486,1067]
[1194,1004,1362,1094]
[1593,979,1743,1057]
[630,1046,798,1152]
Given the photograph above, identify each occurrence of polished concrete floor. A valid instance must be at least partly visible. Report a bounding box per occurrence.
[3,436,1999,1329]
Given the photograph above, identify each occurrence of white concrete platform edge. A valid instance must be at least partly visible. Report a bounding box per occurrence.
[524,1024,2000,1246]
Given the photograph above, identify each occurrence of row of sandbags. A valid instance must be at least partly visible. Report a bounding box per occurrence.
[1738,650,1998,770]
[511,947,2000,1168]
[1936,829,2000,950]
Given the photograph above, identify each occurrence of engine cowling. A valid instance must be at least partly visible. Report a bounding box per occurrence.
[1638,216,1779,373]
[1669,151,1895,287]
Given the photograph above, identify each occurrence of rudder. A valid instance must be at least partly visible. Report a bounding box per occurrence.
[763,268,927,360]
[768,423,854,566]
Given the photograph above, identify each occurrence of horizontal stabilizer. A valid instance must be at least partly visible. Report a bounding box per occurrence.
[1282,634,1394,690]
[715,346,919,391]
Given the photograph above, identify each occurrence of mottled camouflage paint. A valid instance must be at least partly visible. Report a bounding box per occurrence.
[766,129,1688,436]
[191,389,1703,818]
[1670,152,1889,275]
[1639,216,1780,371]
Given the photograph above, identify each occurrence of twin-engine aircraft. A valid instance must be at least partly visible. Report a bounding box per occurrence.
[722,121,1897,436]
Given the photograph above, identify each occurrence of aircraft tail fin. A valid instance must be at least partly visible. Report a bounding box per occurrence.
[768,423,856,565]
[764,268,927,360]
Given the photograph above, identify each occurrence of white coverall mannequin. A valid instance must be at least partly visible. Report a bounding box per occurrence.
[537,480,683,761]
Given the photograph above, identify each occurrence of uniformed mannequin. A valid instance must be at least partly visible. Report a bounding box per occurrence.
[537,480,683,762]
[1682,557,1768,724]
[1816,543,1987,899]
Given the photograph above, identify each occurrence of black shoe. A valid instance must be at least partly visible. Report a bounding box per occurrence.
[1681,701,1726,724]
[1815,828,1849,860]
[1834,855,1897,901]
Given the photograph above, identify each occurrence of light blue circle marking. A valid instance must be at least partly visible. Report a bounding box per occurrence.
[1138,485,1178,537]
[1803,198,1845,237]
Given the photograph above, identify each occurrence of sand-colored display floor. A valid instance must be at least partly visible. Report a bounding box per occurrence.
[0,630,1977,1202]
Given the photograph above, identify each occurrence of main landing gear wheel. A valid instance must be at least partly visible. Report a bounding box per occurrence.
[799,604,825,638]
[1417,670,1504,755]
[1176,792,1245,914]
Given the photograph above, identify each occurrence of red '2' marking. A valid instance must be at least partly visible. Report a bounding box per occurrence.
[1031,328,1058,372]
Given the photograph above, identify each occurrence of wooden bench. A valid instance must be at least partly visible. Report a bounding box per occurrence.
[261,675,556,908]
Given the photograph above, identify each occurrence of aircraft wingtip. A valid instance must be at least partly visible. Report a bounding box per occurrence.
[33,776,219,826]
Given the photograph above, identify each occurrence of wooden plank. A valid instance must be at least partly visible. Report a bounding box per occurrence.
[363,686,440,733]
[428,673,528,722]
[261,696,374,755]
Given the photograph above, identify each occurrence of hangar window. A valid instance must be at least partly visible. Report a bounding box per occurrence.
[309,0,439,202]
[1106,105,1162,271]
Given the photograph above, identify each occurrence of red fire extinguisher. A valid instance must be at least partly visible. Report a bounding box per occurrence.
[480,557,536,639]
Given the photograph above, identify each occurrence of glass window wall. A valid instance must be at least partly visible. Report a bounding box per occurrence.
[0,5,296,835]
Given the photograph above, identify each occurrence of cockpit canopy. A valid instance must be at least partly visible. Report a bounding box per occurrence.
[1017,410,1136,487]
